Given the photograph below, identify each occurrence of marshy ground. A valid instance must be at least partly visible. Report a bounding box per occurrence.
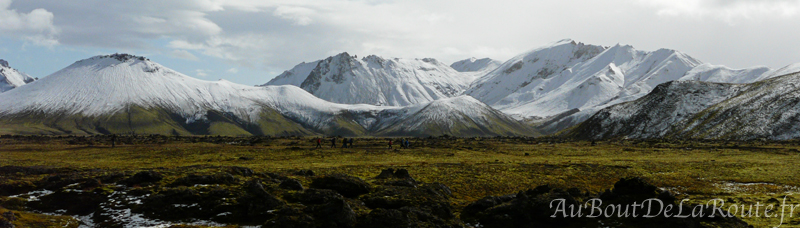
[1,135,799,227]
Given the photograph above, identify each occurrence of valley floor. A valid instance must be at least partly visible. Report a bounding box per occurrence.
[1,136,799,227]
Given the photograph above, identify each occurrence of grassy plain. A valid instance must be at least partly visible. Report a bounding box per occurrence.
[1,136,799,227]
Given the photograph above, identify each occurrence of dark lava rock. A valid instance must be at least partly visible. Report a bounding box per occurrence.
[78,179,102,190]
[264,172,290,182]
[375,168,415,181]
[139,184,248,223]
[36,175,82,190]
[461,178,752,228]
[304,197,357,227]
[263,206,314,228]
[122,171,163,186]
[386,179,417,187]
[1,212,15,222]
[460,194,517,219]
[0,181,35,196]
[235,180,286,223]
[96,172,127,184]
[0,220,12,228]
[28,190,107,215]
[357,207,463,228]
[611,177,658,198]
[358,208,406,228]
[287,189,343,205]
[0,166,56,176]
[228,166,254,177]
[375,169,395,179]
[271,188,358,227]
[360,183,455,221]
[170,173,238,186]
[293,169,315,176]
[279,178,304,190]
[310,174,370,198]
[374,168,418,187]
[393,169,413,179]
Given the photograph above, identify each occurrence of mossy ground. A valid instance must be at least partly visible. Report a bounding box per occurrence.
[0,207,80,228]
[1,136,800,227]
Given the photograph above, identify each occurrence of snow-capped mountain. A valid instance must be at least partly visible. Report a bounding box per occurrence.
[0,54,533,136]
[373,95,534,136]
[450,57,502,73]
[467,39,800,134]
[569,71,800,140]
[263,52,475,106]
[0,59,36,93]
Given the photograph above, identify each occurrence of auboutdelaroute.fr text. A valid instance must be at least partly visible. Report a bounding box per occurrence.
[550,196,799,227]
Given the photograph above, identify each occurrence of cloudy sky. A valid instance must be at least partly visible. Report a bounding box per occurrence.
[1,0,799,86]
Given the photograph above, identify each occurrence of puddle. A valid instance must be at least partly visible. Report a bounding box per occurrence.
[8,188,257,228]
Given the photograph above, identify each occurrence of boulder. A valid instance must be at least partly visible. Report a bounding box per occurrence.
[122,171,163,186]
[310,174,370,198]
[228,166,254,177]
[170,173,237,186]
[279,179,304,191]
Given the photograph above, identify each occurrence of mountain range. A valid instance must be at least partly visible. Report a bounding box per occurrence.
[2,39,800,138]
[465,39,800,134]
[568,71,800,140]
[0,54,533,137]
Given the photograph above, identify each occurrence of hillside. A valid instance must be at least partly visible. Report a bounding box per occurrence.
[568,72,800,140]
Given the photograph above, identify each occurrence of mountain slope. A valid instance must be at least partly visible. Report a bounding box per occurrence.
[263,52,474,106]
[0,54,534,137]
[375,96,536,137]
[0,59,36,93]
[0,54,317,136]
[450,58,502,73]
[467,39,800,135]
[568,72,800,140]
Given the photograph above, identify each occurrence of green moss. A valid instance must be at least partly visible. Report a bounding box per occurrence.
[0,207,80,228]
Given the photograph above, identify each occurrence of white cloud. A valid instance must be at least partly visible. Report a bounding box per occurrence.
[7,0,800,85]
[195,69,210,77]
[170,49,199,61]
[169,34,276,68]
[273,6,315,26]
[0,0,58,45]
[640,0,800,23]
[227,68,238,73]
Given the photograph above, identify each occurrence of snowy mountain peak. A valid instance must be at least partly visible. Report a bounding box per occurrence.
[0,59,36,93]
[84,53,150,63]
[266,52,475,106]
[334,52,351,58]
[555,38,576,45]
[66,53,165,76]
[465,40,606,106]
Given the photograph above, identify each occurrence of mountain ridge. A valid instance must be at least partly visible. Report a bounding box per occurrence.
[0,59,36,93]
[263,52,475,106]
[0,54,535,137]
[567,71,800,140]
